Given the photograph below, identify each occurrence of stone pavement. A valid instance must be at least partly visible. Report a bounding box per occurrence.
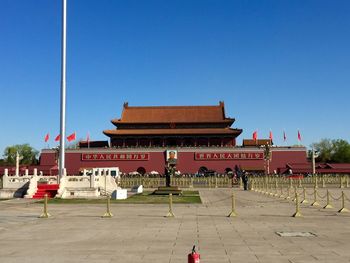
[0,188,349,263]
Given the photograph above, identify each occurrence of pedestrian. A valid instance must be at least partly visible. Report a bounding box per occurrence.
[242,171,249,190]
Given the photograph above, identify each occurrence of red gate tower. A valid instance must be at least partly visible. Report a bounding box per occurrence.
[103,101,242,148]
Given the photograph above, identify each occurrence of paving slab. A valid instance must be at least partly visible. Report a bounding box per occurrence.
[0,188,350,262]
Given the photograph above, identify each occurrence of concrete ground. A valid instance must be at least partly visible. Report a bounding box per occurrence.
[0,188,349,263]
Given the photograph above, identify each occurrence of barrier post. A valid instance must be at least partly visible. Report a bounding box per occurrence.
[166,193,175,217]
[289,178,292,189]
[323,190,333,209]
[274,180,278,197]
[292,187,297,202]
[300,187,308,204]
[346,176,349,188]
[298,178,302,188]
[102,195,113,218]
[314,176,318,189]
[227,191,237,217]
[215,177,218,188]
[239,177,243,189]
[292,192,302,217]
[338,191,349,213]
[311,187,319,206]
[322,176,325,188]
[340,176,344,189]
[285,187,290,200]
[39,194,51,218]
[279,185,284,198]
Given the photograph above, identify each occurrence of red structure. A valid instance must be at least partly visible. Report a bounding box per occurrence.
[2,102,350,175]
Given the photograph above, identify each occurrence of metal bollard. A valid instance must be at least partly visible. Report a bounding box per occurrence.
[102,195,113,218]
[300,187,308,204]
[39,194,51,218]
[166,193,175,217]
[323,190,333,209]
[340,176,344,189]
[292,192,302,217]
[227,191,237,217]
[239,177,243,189]
[322,176,325,188]
[279,186,284,198]
[338,191,349,213]
[285,187,290,200]
[311,187,319,206]
[314,176,318,189]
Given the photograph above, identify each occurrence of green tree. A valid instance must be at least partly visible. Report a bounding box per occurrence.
[332,139,350,163]
[311,138,350,163]
[3,144,39,165]
[311,138,333,162]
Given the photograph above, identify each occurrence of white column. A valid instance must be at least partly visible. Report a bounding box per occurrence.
[16,151,20,176]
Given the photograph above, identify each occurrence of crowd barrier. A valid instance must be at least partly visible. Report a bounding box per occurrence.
[251,176,350,216]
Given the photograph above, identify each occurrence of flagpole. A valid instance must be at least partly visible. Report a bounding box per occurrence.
[59,0,67,181]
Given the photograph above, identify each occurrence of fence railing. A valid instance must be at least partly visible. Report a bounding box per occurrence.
[119,176,235,188]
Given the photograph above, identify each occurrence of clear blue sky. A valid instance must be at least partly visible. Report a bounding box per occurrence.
[1,0,349,155]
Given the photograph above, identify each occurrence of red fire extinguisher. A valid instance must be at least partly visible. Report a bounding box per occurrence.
[188,245,200,263]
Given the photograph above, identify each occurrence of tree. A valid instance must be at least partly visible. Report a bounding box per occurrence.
[311,138,350,163]
[3,144,39,165]
[311,138,333,162]
[332,139,350,163]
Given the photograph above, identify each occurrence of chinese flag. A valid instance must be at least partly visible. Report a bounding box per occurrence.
[253,131,258,141]
[44,133,50,142]
[283,131,287,141]
[297,130,302,141]
[67,132,76,142]
[55,134,60,142]
[269,131,273,141]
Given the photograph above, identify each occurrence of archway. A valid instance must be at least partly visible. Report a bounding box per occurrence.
[198,166,208,174]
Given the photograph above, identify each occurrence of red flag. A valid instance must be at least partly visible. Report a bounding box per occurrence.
[269,131,273,141]
[283,131,287,141]
[67,132,76,142]
[55,134,60,142]
[86,132,90,143]
[44,133,50,142]
[297,130,302,141]
[253,131,258,141]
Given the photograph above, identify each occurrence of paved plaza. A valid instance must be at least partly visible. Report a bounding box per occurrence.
[0,188,349,263]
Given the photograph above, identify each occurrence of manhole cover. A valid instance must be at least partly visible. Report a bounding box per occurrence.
[276,232,317,237]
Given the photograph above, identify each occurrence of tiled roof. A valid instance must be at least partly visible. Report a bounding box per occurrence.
[103,128,242,137]
[112,101,234,124]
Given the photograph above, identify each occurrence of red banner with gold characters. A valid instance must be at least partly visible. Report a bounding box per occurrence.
[195,152,264,160]
[82,153,149,161]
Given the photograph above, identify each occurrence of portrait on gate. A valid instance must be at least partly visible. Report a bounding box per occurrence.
[166,150,178,165]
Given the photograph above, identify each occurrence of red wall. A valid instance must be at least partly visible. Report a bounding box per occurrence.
[38,147,308,175]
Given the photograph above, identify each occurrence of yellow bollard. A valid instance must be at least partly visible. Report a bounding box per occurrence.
[298,178,302,188]
[322,176,325,188]
[311,187,319,206]
[285,187,290,200]
[340,176,344,189]
[292,187,297,202]
[338,191,349,213]
[165,193,175,217]
[346,176,349,188]
[292,192,302,217]
[239,177,243,189]
[102,195,113,218]
[274,180,278,197]
[279,185,284,198]
[323,190,333,209]
[39,194,51,218]
[215,177,218,188]
[227,191,237,217]
[314,176,318,189]
[300,187,308,204]
[289,178,292,189]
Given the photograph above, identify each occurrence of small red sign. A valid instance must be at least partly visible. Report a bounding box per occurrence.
[195,152,264,160]
[82,153,149,161]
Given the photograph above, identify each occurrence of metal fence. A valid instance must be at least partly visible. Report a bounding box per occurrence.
[119,176,235,188]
